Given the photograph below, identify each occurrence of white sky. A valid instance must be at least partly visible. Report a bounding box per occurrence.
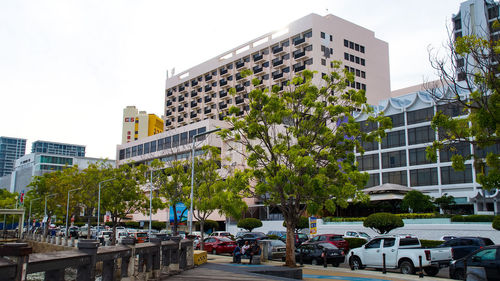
[0,0,463,160]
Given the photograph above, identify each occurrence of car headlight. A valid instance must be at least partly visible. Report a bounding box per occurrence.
[450,260,456,265]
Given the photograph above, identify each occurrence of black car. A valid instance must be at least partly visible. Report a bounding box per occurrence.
[280,233,309,246]
[439,237,495,260]
[449,245,500,280]
[68,226,79,238]
[236,232,267,246]
[295,242,345,267]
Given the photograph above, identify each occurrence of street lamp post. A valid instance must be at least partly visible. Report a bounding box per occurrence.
[188,127,221,234]
[65,187,82,237]
[28,197,41,232]
[97,178,115,238]
[44,194,56,236]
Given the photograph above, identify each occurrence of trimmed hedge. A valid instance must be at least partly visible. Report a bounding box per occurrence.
[267,234,280,240]
[363,213,404,234]
[492,216,500,230]
[344,238,367,250]
[420,240,444,248]
[324,213,443,222]
[451,215,495,222]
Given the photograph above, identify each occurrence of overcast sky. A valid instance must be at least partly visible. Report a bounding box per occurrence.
[0,0,463,160]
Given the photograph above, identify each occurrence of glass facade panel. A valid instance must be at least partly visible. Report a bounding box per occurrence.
[164,137,171,149]
[441,164,473,185]
[357,154,379,171]
[408,126,435,145]
[382,150,407,168]
[365,173,380,187]
[359,120,377,133]
[150,141,156,153]
[382,170,407,185]
[407,107,434,125]
[180,132,188,145]
[388,113,405,128]
[381,130,406,149]
[437,102,466,117]
[410,168,438,186]
[440,143,471,162]
[144,142,150,154]
[409,147,434,165]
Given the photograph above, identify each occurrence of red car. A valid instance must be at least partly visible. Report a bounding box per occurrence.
[197,237,237,255]
[309,234,349,251]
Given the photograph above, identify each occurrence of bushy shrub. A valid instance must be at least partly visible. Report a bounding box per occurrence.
[492,216,500,230]
[151,221,165,230]
[451,215,495,222]
[196,220,219,232]
[344,238,367,250]
[267,234,280,240]
[420,240,444,248]
[363,212,404,234]
[237,218,263,232]
[324,213,444,223]
[124,221,140,228]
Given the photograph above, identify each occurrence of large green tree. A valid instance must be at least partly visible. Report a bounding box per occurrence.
[152,159,190,236]
[187,146,248,250]
[428,32,500,190]
[220,65,390,266]
[401,190,435,213]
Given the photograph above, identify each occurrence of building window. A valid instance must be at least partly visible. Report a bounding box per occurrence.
[329,35,333,41]
[157,138,164,150]
[408,126,435,145]
[180,132,188,145]
[357,153,379,171]
[440,143,471,162]
[344,39,348,47]
[321,32,325,39]
[361,139,378,151]
[119,149,125,160]
[366,173,380,187]
[321,59,326,66]
[358,120,378,132]
[441,165,473,185]
[149,141,156,152]
[382,150,407,168]
[388,113,405,128]
[437,102,466,117]
[172,134,179,147]
[344,52,349,60]
[137,144,143,155]
[383,171,407,186]
[381,130,406,149]
[407,107,434,125]
[410,168,438,186]
[409,147,434,166]
[132,146,137,157]
[360,46,365,53]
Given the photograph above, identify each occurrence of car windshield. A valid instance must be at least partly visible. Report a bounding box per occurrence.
[399,238,419,246]
[481,238,495,246]
[297,234,308,239]
[136,233,148,237]
[359,232,370,238]
[330,235,344,241]
[318,243,338,249]
[270,240,286,246]
[219,237,233,242]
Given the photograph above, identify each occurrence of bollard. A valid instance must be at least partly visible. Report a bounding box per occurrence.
[76,239,99,281]
[323,249,327,268]
[350,251,355,271]
[419,255,423,278]
[0,243,32,281]
[382,253,386,274]
[121,237,136,281]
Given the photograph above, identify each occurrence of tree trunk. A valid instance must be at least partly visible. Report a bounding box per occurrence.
[200,220,205,250]
[111,217,118,245]
[172,204,178,236]
[86,209,92,239]
[284,218,297,267]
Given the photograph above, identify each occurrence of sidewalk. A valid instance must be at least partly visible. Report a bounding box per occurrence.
[200,255,450,281]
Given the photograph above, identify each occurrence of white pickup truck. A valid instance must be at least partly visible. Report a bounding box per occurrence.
[348,234,452,276]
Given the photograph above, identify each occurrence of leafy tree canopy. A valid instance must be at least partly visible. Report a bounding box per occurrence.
[401,190,435,213]
[363,212,404,234]
[238,218,262,232]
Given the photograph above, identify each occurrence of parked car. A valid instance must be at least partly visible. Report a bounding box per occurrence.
[348,234,453,276]
[236,232,267,246]
[78,226,90,238]
[116,231,130,244]
[98,231,113,244]
[309,234,348,251]
[131,231,148,243]
[440,235,458,242]
[280,233,309,246]
[296,242,345,266]
[260,239,286,260]
[68,226,79,238]
[449,245,500,280]
[267,230,287,238]
[438,237,495,260]
[197,237,237,255]
[344,231,371,241]
[210,231,232,238]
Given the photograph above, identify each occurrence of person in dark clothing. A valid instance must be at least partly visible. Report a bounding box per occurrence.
[248,241,261,264]
[232,245,242,263]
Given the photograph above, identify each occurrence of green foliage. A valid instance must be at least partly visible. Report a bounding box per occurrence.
[434,193,456,214]
[220,64,391,266]
[451,215,495,222]
[237,218,263,232]
[428,33,500,190]
[344,238,367,250]
[324,212,443,222]
[401,190,435,213]
[492,216,500,230]
[420,240,445,248]
[150,221,165,230]
[363,212,404,234]
[124,221,140,228]
[196,220,219,231]
[267,234,280,240]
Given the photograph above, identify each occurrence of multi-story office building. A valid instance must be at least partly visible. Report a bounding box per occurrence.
[31,140,85,157]
[164,13,390,131]
[354,84,498,214]
[122,106,164,144]
[453,0,500,80]
[0,137,26,177]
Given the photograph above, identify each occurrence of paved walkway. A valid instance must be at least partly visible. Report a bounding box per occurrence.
[165,254,453,281]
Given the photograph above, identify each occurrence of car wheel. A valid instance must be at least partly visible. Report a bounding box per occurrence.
[212,249,217,255]
[311,259,318,266]
[400,260,415,275]
[423,266,439,277]
[451,269,464,280]
[349,256,362,270]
